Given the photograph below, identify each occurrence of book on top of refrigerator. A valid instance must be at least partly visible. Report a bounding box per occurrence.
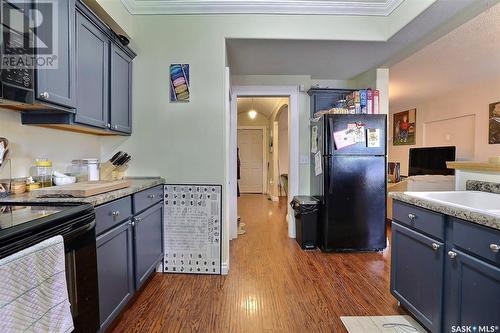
[367,88,373,114]
[360,89,367,114]
[373,90,380,114]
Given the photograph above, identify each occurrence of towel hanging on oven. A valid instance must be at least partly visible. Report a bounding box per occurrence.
[0,235,74,333]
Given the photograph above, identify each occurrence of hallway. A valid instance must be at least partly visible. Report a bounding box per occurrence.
[111,194,402,332]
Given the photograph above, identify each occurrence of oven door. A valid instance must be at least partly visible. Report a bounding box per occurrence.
[64,221,100,333]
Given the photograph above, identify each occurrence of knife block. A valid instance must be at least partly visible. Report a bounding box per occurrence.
[100,162,129,181]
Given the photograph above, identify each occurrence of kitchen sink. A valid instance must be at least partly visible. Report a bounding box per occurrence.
[404,191,500,217]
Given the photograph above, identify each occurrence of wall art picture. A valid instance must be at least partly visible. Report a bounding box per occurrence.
[489,101,500,144]
[393,108,416,145]
[170,64,190,102]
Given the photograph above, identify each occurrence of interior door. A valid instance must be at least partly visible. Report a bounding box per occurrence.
[238,129,263,193]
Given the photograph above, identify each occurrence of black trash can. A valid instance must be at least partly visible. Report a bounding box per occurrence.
[290,196,320,250]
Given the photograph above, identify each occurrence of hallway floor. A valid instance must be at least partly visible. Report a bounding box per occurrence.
[111,194,403,332]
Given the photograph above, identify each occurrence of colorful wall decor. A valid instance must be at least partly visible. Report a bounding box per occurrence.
[393,108,416,146]
[489,101,500,144]
[170,64,190,102]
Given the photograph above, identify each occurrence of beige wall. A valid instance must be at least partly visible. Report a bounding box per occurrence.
[389,77,500,176]
[278,107,289,178]
[237,111,269,127]
[0,110,102,178]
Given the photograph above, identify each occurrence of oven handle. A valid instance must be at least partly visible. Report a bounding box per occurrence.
[64,220,96,242]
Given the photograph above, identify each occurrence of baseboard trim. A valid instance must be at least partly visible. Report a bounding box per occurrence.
[221,262,229,275]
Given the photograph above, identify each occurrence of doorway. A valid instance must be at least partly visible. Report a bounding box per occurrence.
[229,86,299,241]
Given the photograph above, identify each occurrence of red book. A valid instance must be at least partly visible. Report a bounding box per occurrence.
[373,90,380,114]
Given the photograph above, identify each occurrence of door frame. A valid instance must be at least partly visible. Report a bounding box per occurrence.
[237,126,267,194]
[229,85,299,241]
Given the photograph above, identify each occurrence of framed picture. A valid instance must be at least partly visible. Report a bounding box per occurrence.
[393,109,416,145]
[489,101,500,144]
[170,64,190,102]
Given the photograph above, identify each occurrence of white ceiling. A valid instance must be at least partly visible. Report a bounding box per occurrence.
[122,0,403,15]
[237,97,288,118]
[389,2,500,110]
[227,0,494,79]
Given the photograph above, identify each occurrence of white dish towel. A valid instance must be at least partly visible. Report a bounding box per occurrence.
[0,235,74,333]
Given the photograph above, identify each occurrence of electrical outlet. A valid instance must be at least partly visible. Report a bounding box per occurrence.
[300,154,309,164]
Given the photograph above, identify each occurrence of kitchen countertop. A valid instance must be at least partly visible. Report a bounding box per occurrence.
[390,191,500,231]
[0,177,165,206]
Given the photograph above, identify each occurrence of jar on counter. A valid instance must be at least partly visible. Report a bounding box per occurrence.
[30,158,53,188]
[69,159,100,182]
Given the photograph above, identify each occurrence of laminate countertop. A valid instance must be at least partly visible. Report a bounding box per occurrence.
[0,177,165,207]
[390,191,500,231]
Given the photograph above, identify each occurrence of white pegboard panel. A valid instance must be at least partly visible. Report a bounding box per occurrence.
[163,184,222,275]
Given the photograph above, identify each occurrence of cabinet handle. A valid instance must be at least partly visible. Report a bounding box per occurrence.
[135,217,142,223]
[490,244,499,253]
[112,211,120,217]
[431,243,440,251]
[114,125,118,130]
[408,213,416,221]
[107,123,111,128]
[448,251,457,259]
[148,194,156,199]
[39,91,49,99]
[130,220,135,227]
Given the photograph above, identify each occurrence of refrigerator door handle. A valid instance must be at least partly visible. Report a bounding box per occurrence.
[327,159,333,194]
[328,117,335,155]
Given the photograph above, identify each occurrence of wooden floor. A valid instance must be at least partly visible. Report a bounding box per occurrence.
[111,194,403,333]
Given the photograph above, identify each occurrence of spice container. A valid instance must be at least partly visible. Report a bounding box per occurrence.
[30,158,53,188]
[69,159,100,182]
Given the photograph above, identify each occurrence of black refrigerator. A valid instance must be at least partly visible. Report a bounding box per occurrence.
[310,114,387,252]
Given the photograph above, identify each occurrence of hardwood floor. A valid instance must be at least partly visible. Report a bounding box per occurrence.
[111,194,403,333]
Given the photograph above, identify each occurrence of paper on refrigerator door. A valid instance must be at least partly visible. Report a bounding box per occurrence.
[348,123,366,143]
[367,128,381,147]
[314,151,322,176]
[311,126,318,153]
[333,128,356,149]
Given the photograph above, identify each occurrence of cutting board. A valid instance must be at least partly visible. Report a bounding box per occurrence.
[32,180,131,198]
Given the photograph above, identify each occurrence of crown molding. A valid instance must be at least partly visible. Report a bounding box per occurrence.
[120,0,405,16]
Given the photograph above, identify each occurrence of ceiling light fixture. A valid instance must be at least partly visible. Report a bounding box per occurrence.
[248,98,257,119]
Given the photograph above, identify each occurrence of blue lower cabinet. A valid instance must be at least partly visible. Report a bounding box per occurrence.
[96,220,135,331]
[95,188,164,330]
[391,222,444,332]
[133,202,164,289]
[392,201,500,333]
[445,249,500,332]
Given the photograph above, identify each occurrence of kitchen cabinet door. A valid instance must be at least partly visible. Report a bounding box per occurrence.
[133,202,163,289]
[96,220,135,331]
[35,0,76,108]
[391,222,444,332]
[75,11,109,128]
[445,249,500,332]
[110,43,133,134]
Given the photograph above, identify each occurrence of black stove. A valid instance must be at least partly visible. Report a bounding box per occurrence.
[0,203,100,333]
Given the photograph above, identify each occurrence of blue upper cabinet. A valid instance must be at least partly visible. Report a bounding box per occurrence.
[75,10,109,129]
[35,0,76,109]
[21,1,136,135]
[110,43,133,134]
